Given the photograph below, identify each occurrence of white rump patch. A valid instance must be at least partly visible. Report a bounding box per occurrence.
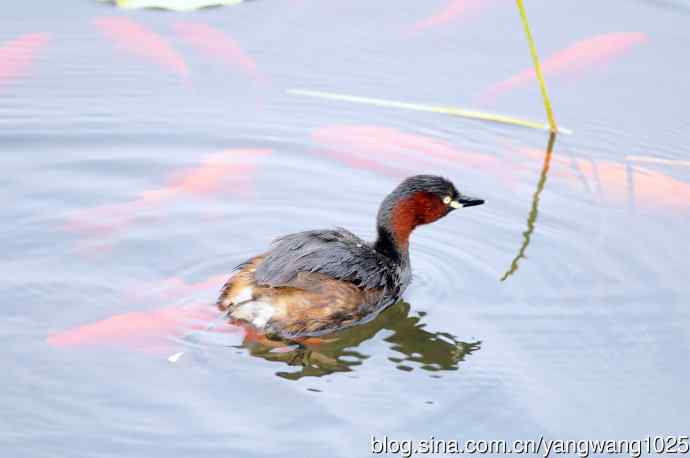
[232,300,275,328]
[234,286,254,304]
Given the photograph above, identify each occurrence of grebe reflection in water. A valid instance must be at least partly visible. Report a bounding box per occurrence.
[235,301,480,380]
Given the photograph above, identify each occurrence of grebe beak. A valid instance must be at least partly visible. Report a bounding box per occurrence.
[450,195,485,209]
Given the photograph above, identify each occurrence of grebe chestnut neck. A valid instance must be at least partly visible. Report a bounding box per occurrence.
[218,175,484,340]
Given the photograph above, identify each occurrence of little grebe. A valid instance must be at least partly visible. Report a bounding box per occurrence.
[217,175,484,340]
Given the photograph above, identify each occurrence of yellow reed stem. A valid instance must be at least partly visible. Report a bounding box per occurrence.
[516,0,558,133]
[288,89,572,134]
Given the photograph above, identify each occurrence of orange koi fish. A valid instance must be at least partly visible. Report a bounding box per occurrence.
[47,304,218,352]
[0,33,51,89]
[478,32,648,104]
[65,149,271,237]
[94,16,189,79]
[515,146,690,212]
[174,21,264,82]
[312,124,507,181]
[48,269,250,355]
[573,160,690,212]
[413,0,501,33]
[630,166,690,211]
[48,271,306,355]
[48,303,319,355]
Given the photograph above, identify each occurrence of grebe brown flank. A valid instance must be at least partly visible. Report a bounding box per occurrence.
[217,175,484,340]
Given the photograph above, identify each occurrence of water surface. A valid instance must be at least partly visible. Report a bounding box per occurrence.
[2,0,689,456]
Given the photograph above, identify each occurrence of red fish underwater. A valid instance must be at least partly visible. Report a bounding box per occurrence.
[478,32,648,104]
[48,274,314,355]
[47,304,219,355]
[174,21,264,82]
[314,125,688,214]
[94,16,189,79]
[47,275,264,359]
[412,0,503,33]
[0,33,51,89]
[65,149,271,237]
[49,272,234,355]
[312,124,508,183]
[48,303,319,357]
[515,146,690,213]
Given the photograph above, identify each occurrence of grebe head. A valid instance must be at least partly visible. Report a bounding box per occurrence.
[374,175,484,258]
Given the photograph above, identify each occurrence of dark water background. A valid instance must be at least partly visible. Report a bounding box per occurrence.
[2,0,689,456]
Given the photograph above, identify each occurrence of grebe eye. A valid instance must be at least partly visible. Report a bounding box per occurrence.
[442,196,452,205]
